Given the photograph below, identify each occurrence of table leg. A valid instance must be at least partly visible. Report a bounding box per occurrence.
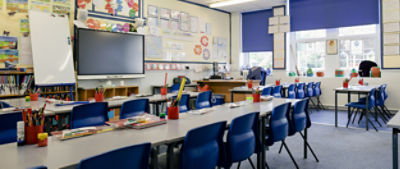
[366,96,369,131]
[261,116,266,169]
[150,146,159,169]
[257,118,262,169]
[335,91,338,127]
[304,128,308,159]
[167,143,175,169]
[231,91,234,103]
[348,92,351,124]
[394,128,399,169]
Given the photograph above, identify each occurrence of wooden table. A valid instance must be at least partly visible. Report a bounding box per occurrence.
[195,80,260,102]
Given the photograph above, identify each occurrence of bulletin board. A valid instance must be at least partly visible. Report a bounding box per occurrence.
[142,0,230,63]
[381,0,400,69]
[0,0,74,67]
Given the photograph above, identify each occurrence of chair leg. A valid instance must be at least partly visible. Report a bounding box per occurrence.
[265,160,270,169]
[367,118,378,132]
[299,132,319,162]
[248,158,255,169]
[282,140,299,169]
[346,107,355,128]
[358,111,364,124]
[375,107,388,123]
[237,162,241,169]
[278,142,284,154]
[310,99,318,110]
[372,108,382,127]
[383,105,392,117]
[352,108,359,124]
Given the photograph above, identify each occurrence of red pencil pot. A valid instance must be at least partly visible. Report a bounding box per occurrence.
[37,133,48,147]
[295,78,300,83]
[253,94,261,103]
[95,93,104,102]
[275,80,281,86]
[247,83,253,89]
[25,125,43,145]
[358,79,364,85]
[30,93,39,101]
[343,82,349,88]
[167,106,179,120]
[160,87,167,95]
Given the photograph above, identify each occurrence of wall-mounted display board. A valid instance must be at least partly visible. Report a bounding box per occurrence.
[269,6,288,69]
[143,0,230,63]
[382,0,400,68]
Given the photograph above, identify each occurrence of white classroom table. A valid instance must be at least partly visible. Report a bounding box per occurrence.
[0,92,200,116]
[0,98,300,169]
[387,111,400,169]
[333,85,380,131]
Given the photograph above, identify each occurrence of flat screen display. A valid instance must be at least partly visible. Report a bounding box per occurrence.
[76,28,144,76]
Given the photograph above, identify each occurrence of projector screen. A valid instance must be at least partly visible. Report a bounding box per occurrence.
[76,28,144,78]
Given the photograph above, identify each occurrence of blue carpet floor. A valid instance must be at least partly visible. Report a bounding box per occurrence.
[308,108,391,131]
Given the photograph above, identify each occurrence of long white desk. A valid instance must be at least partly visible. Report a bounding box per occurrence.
[387,111,400,169]
[1,92,200,116]
[0,98,299,169]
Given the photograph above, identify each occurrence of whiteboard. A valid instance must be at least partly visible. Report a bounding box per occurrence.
[29,10,76,86]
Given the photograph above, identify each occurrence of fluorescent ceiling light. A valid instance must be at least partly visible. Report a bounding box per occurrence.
[209,0,256,8]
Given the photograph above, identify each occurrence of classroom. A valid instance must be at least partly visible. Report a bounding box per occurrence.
[0,0,399,168]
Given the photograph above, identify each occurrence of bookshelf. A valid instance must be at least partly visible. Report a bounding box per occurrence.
[78,86,139,101]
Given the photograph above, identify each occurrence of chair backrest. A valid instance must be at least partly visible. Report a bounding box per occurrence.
[382,84,388,100]
[195,91,212,109]
[287,84,297,99]
[70,102,109,129]
[376,85,386,106]
[272,85,282,98]
[306,82,314,97]
[261,87,272,96]
[181,121,227,169]
[368,88,377,109]
[314,82,321,96]
[296,83,305,99]
[265,102,291,145]
[226,112,259,163]
[120,99,150,119]
[172,94,190,113]
[78,142,151,169]
[0,101,11,109]
[260,71,267,86]
[170,83,181,93]
[28,166,47,169]
[289,99,308,136]
[0,111,22,144]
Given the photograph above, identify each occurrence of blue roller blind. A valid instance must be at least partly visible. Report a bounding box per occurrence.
[290,0,380,31]
[242,9,274,52]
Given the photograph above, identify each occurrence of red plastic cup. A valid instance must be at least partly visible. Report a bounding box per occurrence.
[358,79,364,86]
[343,82,349,88]
[160,87,167,95]
[247,83,253,89]
[275,80,281,86]
[253,94,261,103]
[95,93,104,102]
[30,93,39,101]
[167,106,179,120]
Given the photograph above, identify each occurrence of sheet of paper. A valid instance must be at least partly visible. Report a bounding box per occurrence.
[384,45,400,55]
[268,25,278,34]
[273,7,284,16]
[384,34,400,44]
[19,36,33,66]
[279,16,290,24]
[269,17,278,25]
[190,16,198,33]
[384,23,400,33]
[279,24,290,33]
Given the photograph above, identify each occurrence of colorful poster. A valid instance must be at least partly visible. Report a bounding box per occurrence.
[0,36,18,50]
[52,5,70,15]
[0,50,19,64]
[30,1,51,12]
[20,19,29,33]
[6,0,28,13]
[53,0,69,5]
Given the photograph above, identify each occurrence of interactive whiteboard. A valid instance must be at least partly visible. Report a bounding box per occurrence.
[29,10,76,86]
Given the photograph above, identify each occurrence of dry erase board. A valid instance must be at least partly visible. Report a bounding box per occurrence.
[29,10,76,85]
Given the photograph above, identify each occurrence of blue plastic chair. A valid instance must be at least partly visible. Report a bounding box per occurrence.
[283,99,319,162]
[70,102,109,129]
[180,121,227,169]
[28,166,47,169]
[313,82,325,109]
[261,87,272,96]
[0,111,22,144]
[287,84,297,99]
[222,112,259,169]
[306,82,314,97]
[265,102,298,169]
[272,85,282,98]
[170,83,181,93]
[375,85,391,122]
[0,101,11,109]
[260,71,267,86]
[345,88,380,131]
[172,94,190,113]
[195,91,212,110]
[296,83,306,99]
[120,99,150,119]
[78,142,151,169]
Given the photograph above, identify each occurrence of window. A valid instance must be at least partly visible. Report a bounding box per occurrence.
[297,41,326,70]
[296,29,327,39]
[240,52,273,69]
[339,24,377,36]
[339,39,376,69]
